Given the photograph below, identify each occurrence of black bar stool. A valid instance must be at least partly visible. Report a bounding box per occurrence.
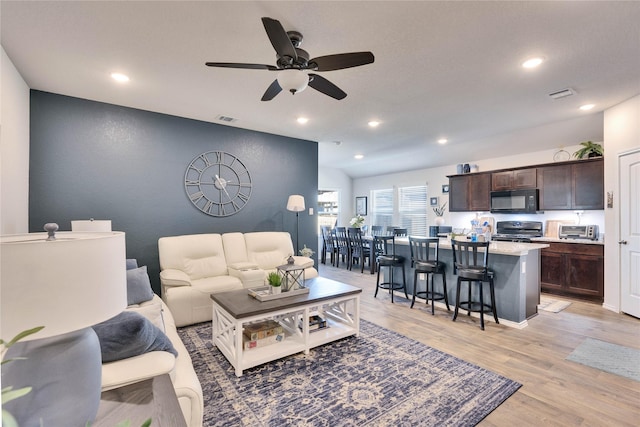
[373,235,408,303]
[451,239,499,330]
[408,236,449,314]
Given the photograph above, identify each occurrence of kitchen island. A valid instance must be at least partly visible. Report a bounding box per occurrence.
[378,238,549,328]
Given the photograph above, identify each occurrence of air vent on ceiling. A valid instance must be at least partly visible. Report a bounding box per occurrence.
[215,115,238,123]
[548,88,575,99]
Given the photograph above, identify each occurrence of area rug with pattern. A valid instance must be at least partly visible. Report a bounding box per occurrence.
[178,319,521,426]
[567,338,640,382]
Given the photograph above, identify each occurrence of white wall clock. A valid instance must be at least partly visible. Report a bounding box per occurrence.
[184,151,252,217]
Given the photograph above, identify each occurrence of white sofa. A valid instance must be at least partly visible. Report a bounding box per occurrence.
[100,295,204,427]
[158,231,318,327]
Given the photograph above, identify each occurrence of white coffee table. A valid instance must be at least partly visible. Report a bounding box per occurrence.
[210,277,361,376]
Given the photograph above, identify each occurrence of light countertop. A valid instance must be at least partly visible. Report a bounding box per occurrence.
[387,236,549,256]
[531,237,604,245]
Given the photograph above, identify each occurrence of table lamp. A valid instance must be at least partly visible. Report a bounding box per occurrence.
[286,195,305,253]
[1,224,127,426]
[71,219,112,232]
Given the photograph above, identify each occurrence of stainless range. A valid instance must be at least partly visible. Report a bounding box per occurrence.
[492,221,543,243]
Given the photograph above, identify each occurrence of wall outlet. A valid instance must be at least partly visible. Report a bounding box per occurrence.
[308,208,313,215]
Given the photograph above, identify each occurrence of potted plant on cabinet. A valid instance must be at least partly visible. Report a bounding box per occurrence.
[573,141,604,159]
[267,272,282,294]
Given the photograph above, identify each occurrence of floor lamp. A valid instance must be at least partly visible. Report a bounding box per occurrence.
[287,195,305,254]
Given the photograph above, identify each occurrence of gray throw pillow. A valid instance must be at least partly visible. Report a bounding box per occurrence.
[126,258,139,270]
[126,266,154,305]
[92,311,177,363]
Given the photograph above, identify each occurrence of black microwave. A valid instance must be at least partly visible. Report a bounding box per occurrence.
[490,189,539,214]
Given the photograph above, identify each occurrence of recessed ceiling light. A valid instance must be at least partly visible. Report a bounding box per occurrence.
[437,138,448,144]
[297,117,309,124]
[368,121,380,128]
[354,154,364,160]
[522,57,544,68]
[579,104,595,111]
[110,72,130,83]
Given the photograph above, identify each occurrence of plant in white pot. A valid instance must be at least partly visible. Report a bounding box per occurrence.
[267,272,282,294]
[433,201,447,225]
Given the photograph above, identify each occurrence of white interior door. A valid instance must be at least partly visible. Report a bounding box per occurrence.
[620,149,640,318]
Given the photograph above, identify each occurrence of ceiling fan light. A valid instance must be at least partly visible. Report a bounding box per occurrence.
[277,69,308,94]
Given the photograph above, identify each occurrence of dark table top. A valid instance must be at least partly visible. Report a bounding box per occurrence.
[210,276,362,319]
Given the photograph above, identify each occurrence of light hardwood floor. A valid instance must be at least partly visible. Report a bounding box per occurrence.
[318,262,640,426]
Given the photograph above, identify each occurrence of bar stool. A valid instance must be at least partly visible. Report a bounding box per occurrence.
[374,235,408,303]
[408,236,449,314]
[451,239,499,330]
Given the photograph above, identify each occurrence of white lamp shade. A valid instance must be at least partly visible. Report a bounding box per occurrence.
[71,220,112,232]
[1,231,127,341]
[277,69,309,94]
[287,195,306,212]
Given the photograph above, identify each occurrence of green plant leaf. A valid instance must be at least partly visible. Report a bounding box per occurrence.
[2,326,45,348]
[2,386,32,404]
[2,409,19,427]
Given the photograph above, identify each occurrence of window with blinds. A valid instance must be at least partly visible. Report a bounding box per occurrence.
[398,185,428,236]
[371,188,394,229]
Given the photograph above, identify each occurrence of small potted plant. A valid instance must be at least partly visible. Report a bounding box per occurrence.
[267,272,282,294]
[299,245,315,258]
[433,201,447,225]
[573,141,604,159]
[350,214,365,228]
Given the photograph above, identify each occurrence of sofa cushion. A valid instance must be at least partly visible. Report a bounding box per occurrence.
[93,311,177,363]
[127,295,166,332]
[184,255,228,280]
[126,258,139,270]
[126,265,154,305]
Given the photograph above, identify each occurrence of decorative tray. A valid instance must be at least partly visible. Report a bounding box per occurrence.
[248,286,310,302]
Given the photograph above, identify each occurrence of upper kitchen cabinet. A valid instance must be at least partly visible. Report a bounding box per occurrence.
[449,173,491,212]
[538,158,604,210]
[491,168,537,191]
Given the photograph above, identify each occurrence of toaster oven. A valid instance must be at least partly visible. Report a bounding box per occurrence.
[558,224,599,240]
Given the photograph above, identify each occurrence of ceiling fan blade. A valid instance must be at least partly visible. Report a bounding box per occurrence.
[206,62,278,71]
[311,52,375,71]
[261,80,282,101]
[308,74,347,100]
[261,17,297,62]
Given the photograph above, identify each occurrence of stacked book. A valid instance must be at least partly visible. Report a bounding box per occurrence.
[242,319,285,350]
[299,314,328,332]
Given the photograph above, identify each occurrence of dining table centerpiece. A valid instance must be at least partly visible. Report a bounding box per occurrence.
[350,215,365,228]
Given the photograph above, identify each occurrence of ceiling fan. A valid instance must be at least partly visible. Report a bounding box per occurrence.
[205,17,375,101]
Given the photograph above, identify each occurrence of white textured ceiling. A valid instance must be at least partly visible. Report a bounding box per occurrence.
[2,1,639,178]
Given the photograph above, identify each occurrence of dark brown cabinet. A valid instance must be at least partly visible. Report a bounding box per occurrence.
[449,173,491,212]
[491,168,537,191]
[541,242,604,302]
[538,158,604,210]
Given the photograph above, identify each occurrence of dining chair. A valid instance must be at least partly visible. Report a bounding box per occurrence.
[334,227,351,269]
[393,228,408,237]
[408,236,449,314]
[450,239,498,330]
[347,227,371,273]
[321,226,337,266]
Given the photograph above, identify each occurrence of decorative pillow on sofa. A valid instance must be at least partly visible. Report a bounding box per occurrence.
[92,311,177,363]
[126,265,154,305]
[126,258,139,270]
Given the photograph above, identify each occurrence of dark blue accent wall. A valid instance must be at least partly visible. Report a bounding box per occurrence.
[29,90,318,294]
